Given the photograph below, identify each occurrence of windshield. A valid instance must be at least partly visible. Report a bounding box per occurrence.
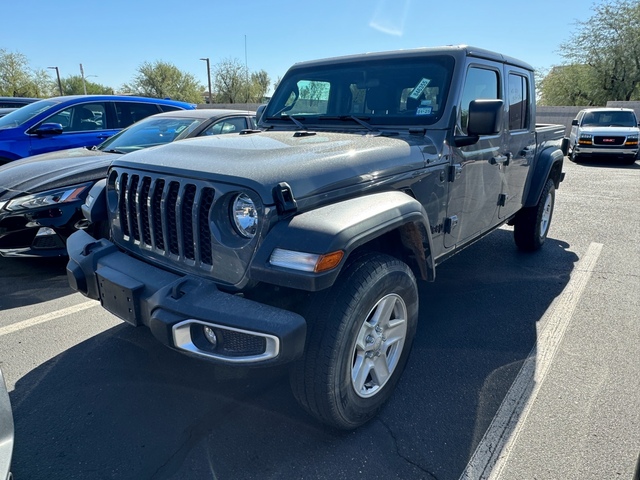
[263,55,454,128]
[581,110,638,127]
[0,99,60,130]
[97,116,205,153]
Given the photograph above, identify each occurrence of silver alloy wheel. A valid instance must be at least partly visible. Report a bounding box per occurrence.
[351,293,408,399]
[540,191,553,239]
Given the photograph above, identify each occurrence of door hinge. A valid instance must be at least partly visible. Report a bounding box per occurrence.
[448,164,462,182]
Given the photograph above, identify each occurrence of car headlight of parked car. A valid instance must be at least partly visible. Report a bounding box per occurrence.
[231,193,258,238]
[4,183,92,212]
[625,135,638,146]
[578,134,593,145]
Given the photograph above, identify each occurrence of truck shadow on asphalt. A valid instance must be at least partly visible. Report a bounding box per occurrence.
[0,256,71,310]
[10,229,579,480]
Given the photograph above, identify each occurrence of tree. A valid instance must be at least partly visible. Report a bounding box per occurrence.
[212,58,248,103]
[0,49,50,97]
[250,70,271,102]
[541,0,640,105]
[123,61,203,103]
[61,75,114,95]
[538,65,601,106]
[212,58,270,103]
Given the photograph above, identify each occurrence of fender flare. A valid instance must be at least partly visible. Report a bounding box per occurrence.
[523,146,564,208]
[250,191,435,291]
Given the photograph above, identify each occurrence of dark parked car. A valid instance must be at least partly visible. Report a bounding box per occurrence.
[0,97,38,119]
[0,95,196,165]
[0,109,256,257]
[0,96,39,108]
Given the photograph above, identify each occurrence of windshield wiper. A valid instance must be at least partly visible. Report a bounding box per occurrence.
[270,115,306,129]
[339,116,378,132]
[103,149,127,154]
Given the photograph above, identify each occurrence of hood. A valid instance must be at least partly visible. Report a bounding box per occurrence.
[0,148,115,201]
[579,126,640,136]
[112,130,432,203]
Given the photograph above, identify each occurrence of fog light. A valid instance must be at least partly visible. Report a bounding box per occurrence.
[203,326,218,347]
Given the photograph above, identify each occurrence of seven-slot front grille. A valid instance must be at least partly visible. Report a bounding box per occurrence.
[115,171,216,265]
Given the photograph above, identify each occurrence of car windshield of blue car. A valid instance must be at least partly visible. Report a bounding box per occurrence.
[98,116,205,153]
[0,99,61,130]
[262,55,455,128]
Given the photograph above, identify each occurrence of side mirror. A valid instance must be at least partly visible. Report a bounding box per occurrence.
[467,99,504,136]
[571,119,579,126]
[454,99,504,147]
[30,122,63,136]
[256,104,267,124]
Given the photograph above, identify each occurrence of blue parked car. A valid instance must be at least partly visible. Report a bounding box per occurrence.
[0,95,196,165]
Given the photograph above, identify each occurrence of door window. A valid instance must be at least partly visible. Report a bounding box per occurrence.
[508,73,529,131]
[45,103,107,132]
[459,67,499,134]
[114,102,161,129]
[201,117,248,135]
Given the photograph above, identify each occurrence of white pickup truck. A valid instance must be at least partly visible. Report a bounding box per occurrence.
[568,107,639,164]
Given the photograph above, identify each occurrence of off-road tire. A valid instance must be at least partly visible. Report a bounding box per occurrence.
[514,178,555,252]
[289,252,419,430]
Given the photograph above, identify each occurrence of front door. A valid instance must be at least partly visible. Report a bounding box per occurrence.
[444,63,504,248]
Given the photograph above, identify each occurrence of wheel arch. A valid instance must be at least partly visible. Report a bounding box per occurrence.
[250,191,436,291]
[523,146,564,208]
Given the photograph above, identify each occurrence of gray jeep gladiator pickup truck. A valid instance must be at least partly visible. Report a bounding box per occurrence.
[66,45,567,430]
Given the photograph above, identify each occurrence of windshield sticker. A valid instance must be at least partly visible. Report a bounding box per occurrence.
[416,101,433,115]
[409,78,430,99]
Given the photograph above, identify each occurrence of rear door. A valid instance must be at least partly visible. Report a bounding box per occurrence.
[498,69,535,219]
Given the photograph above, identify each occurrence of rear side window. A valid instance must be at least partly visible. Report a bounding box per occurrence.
[201,117,248,135]
[508,73,529,131]
[459,67,499,134]
[114,102,161,129]
[158,105,183,112]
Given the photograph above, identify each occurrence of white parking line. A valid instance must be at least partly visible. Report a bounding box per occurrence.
[0,300,98,337]
[459,242,604,480]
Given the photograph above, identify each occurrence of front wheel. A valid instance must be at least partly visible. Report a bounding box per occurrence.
[514,178,555,252]
[290,252,418,430]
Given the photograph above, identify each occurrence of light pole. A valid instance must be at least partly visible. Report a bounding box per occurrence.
[48,66,63,96]
[80,63,97,95]
[200,57,212,105]
[80,63,87,95]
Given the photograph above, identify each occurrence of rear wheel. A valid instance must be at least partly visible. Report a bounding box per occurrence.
[290,252,418,430]
[514,179,555,252]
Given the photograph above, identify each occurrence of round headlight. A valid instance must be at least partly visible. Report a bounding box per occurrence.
[231,193,258,238]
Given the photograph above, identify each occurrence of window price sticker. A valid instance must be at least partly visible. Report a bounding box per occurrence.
[409,78,430,99]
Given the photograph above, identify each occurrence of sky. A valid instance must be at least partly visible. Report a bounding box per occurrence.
[2,0,597,95]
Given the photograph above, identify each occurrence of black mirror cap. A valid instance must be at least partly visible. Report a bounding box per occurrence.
[256,104,267,124]
[467,99,504,136]
[571,119,579,126]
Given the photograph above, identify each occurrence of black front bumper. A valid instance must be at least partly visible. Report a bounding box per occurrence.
[66,230,306,366]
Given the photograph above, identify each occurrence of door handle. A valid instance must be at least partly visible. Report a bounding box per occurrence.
[490,153,510,166]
